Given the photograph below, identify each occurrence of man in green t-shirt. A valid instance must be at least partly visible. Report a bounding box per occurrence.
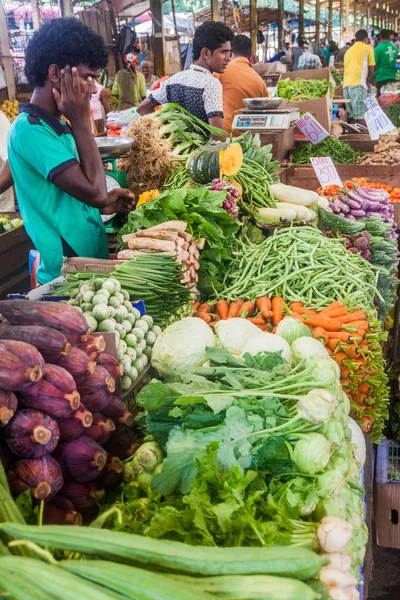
[5,18,134,284]
[374,29,399,95]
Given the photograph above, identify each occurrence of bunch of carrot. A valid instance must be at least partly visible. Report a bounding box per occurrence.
[289,300,377,433]
[192,296,286,330]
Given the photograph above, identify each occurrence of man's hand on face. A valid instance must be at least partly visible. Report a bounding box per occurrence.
[101,188,136,215]
[53,66,91,126]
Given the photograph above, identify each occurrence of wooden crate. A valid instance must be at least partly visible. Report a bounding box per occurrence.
[0,214,33,298]
[281,164,400,191]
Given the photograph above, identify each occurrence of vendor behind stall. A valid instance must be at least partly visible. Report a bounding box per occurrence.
[374,29,398,96]
[137,21,234,134]
[343,29,375,125]
[5,18,134,285]
[215,34,268,132]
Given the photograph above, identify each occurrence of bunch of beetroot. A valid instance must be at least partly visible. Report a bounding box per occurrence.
[0,300,139,525]
[208,179,240,220]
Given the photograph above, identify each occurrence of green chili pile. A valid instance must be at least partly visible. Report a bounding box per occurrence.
[217,226,379,308]
[292,137,363,165]
[278,78,333,101]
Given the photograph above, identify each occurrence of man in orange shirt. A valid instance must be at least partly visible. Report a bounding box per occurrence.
[216,34,268,132]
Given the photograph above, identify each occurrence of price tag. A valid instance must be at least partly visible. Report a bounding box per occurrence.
[365,96,379,110]
[310,157,343,188]
[364,103,395,140]
[294,112,330,144]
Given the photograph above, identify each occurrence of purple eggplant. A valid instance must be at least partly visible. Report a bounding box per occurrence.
[43,496,82,526]
[59,481,99,518]
[57,405,93,441]
[6,409,60,458]
[350,209,366,218]
[8,455,63,500]
[53,437,107,483]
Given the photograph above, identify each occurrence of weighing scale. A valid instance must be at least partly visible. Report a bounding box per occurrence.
[95,137,134,233]
[232,107,300,131]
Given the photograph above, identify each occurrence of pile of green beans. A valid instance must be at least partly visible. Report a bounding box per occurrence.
[217,226,380,308]
[164,164,191,189]
[292,138,363,165]
[235,158,276,210]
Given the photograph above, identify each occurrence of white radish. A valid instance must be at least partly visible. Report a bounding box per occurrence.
[271,183,319,206]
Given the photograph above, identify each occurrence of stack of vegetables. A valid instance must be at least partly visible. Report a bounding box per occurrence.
[98,315,367,600]
[119,221,203,292]
[356,133,400,165]
[0,469,328,600]
[51,254,193,327]
[287,302,389,439]
[278,78,333,101]
[64,276,160,392]
[318,205,399,321]
[0,300,139,524]
[218,226,379,309]
[292,138,363,165]
[119,187,240,298]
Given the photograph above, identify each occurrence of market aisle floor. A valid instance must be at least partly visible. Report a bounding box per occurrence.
[369,545,400,598]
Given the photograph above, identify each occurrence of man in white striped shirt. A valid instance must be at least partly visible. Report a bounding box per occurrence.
[137,21,234,134]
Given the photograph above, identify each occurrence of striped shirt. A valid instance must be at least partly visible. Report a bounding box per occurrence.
[149,64,223,123]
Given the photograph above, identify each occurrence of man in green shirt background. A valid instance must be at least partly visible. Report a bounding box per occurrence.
[374,29,399,95]
[5,18,134,285]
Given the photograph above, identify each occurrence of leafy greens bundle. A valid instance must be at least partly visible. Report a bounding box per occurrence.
[119,188,240,296]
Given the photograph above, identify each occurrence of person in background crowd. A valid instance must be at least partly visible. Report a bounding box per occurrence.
[215,34,269,132]
[0,109,14,211]
[291,39,308,71]
[343,29,375,125]
[336,41,352,63]
[390,31,400,49]
[283,42,293,63]
[137,21,234,135]
[90,79,111,134]
[112,48,146,110]
[267,50,286,63]
[140,60,158,91]
[322,41,339,67]
[374,29,398,96]
[3,18,134,285]
[298,52,322,70]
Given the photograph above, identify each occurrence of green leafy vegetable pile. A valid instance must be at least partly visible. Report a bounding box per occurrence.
[292,138,363,165]
[100,345,367,575]
[119,188,240,297]
[278,78,333,101]
[363,218,400,321]
[385,103,400,128]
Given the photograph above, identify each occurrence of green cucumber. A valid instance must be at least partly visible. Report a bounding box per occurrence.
[61,560,213,600]
[0,524,325,580]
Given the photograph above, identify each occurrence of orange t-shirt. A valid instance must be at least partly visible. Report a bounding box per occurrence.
[215,57,269,132]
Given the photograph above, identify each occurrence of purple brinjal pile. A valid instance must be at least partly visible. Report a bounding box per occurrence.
[0,300,139,525]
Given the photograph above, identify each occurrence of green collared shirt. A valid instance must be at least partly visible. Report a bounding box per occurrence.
[8,104,109,284]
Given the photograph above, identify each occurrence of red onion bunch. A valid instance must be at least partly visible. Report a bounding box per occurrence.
[208,179,240,220]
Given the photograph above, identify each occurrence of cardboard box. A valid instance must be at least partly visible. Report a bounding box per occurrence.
[279,68,334,132]
[375,483,400,549]
[253,62,287,76]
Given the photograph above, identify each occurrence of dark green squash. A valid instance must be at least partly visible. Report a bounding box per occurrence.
[186,142,243,184]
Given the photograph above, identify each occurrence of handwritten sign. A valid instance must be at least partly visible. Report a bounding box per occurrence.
[310,157,343,188]
[365,96,379,111]
[364,102,395,140]
[294,112,330,144]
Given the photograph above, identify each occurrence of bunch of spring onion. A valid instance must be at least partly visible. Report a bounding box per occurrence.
[111,254,193,326]
[49,255,193,327]
[218,226,379,309]
[152,103,226,158]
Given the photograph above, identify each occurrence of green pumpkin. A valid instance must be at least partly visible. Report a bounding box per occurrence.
[186,142,243,184]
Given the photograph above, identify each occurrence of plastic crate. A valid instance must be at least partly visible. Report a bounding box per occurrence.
[376,439,400,484]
